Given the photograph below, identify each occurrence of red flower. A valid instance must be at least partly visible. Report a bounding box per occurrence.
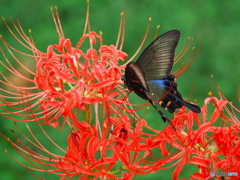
[0,8,127,128]
[169,95,240,179]
[2,2,234,180]
[0,4,180,179]
[2,114,181,179]
[0,8,199,129]
[4,93,239,180]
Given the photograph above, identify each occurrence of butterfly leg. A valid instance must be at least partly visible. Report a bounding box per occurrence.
[152,104,176,131]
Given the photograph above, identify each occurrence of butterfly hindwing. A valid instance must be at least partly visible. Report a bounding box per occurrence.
[146,74,201,114]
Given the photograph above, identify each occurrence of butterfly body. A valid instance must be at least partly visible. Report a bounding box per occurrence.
[124,62,149,100]
[124,30,201,128]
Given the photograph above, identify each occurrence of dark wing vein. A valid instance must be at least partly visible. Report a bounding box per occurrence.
[136,30,180,80]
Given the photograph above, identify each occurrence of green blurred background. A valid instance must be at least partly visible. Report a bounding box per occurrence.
[0,0,239,179]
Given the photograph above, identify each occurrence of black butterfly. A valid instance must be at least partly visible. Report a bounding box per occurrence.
[123,30,201,130]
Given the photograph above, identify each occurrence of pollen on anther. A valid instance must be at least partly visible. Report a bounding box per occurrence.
[208,91,213,96]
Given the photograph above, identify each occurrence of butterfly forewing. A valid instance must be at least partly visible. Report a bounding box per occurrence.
[136,30,180,80]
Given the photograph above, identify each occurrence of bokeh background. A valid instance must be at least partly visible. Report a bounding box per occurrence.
[0,0,239,179]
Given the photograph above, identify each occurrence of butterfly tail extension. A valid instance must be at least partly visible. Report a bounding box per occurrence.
[161,95,201,114]
[158,87,201,114]
[182,101,201,114]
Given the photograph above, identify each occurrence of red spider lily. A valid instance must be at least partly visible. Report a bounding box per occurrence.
[0,2,223,180]
[1,114,181,179]
[0,9,127,128]
[168,93,240,180]
[0,6,199,129]
[2,92,239,179]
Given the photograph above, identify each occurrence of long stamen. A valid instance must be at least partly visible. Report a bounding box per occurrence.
[83,0,91,35]
[1,18,39,54]
[115,12,126,50]
[51,7,65,39]
[125,17,151,65]
[153,25,161,39]
[174,38,202,78]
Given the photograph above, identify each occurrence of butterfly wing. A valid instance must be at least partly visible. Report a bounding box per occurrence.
[124,30,200,129]
[147,77,201,114]
[136,30,180,80]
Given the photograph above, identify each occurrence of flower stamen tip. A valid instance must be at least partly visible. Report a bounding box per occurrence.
[208,91,213,96]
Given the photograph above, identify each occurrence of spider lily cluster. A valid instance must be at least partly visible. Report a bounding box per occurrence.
[0,3,239,180]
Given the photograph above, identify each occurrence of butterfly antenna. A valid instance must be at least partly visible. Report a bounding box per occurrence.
[152,104,176,131]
